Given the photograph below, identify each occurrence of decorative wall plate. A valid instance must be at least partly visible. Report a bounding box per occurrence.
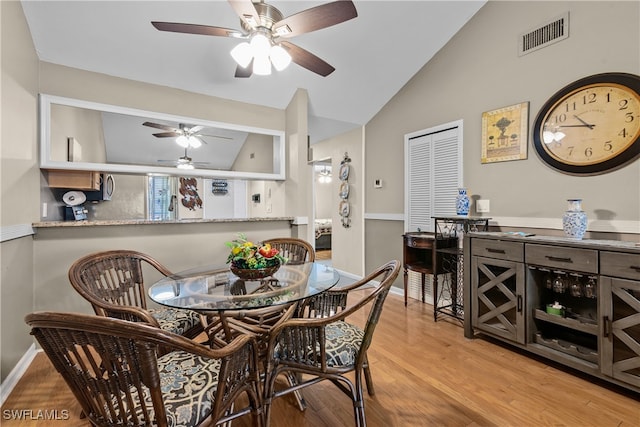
[339,164,350,181]
[339,182,349,199]
[339,200,350,217]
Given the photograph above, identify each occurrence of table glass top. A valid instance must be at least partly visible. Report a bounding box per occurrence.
[149,262,339,312]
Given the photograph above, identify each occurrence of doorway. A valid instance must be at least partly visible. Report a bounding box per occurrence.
[313,160,333,262]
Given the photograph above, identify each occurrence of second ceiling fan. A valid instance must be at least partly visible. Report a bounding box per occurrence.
[143,121,232,149]
[151,0,358,78]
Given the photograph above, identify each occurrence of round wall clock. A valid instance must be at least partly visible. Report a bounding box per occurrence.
[532,72,640,175]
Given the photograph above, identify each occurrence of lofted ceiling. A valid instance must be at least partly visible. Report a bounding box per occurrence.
[21,0,485,144]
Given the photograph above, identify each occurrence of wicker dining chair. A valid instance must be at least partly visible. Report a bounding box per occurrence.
[263,260,401,427]
[262,237,315,264]
[25,311,263,427]
[68,250,203,339]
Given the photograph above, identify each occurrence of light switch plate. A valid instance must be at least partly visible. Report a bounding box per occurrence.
[476,199,490,213]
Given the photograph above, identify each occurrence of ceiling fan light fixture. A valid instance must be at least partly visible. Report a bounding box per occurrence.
[177,163,194,170]
[270,44,291,71]
[176,135,189,148]
[187,135,202,148]
[250,33,271,57]
[230,42,253,68]
[253,54,272,75]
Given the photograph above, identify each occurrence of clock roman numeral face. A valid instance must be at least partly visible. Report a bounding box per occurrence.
[541,84,640,165]
[533,73,640,175]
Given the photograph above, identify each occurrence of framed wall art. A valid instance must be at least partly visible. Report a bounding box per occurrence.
[481,101,529,163]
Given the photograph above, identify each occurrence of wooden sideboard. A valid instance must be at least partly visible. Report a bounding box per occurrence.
[464,232,640,393]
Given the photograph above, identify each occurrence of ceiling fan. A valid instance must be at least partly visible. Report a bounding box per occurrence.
[151,0,358,77]
[143,121,232,148]
[158,147,211,170]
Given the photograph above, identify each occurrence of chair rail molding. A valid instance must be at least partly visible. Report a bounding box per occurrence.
[364,215,638,235]
[0,224,35,243]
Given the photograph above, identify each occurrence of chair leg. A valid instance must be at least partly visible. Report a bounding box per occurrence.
[354,370,367,427]
[285,372,307,411]
[363,354,375,396]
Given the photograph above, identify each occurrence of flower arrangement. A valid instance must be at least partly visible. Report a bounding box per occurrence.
[225,233,287,269]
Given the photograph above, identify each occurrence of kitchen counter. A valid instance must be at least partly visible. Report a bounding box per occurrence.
[32,217,295,228]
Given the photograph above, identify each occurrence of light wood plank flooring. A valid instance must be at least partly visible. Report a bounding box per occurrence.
[3,291,638,426]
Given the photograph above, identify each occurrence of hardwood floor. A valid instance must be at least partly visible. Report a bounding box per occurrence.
[3,291,638,426]
[315,249,331,260]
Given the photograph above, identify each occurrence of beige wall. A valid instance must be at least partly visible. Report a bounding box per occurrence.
[311,127,365,276]
[39,62,285,133]
[32,221,293,315]
[285,89,313,243]
[0,0,40,382]
[365,1,640,276]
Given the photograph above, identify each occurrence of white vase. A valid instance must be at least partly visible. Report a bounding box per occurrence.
[456,188,470,215]
[562,199,587,240]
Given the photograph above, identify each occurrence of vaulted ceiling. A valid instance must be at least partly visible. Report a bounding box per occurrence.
[22,1,485,143]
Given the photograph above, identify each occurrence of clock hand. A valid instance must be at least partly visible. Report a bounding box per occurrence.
[558,124,597,128]
[573,115,595,129]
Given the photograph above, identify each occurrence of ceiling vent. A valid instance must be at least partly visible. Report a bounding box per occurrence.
[518,12,569,56]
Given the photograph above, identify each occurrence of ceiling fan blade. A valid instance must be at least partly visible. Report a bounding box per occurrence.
[143,121,178,132]
[151,21,244,38]
[280,41,335,77]
[235,59,253,78]
[274,1,357,38]
[227,0,261,30]
[188,125,205,134]
[153,132,181,138]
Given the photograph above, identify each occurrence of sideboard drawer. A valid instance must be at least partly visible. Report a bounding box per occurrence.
[472,239,524,262]
[525,244,598,273]
[600,251,640,281]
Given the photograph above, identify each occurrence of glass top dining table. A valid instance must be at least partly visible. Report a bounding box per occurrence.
[148,261,340,313]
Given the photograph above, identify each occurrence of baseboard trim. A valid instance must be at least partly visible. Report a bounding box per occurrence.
[1,344,38,405]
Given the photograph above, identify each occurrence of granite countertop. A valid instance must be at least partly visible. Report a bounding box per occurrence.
[32,217,295,228]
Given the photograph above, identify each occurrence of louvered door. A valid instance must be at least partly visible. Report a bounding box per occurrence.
[404,121,462,304]
[405,121,462,234]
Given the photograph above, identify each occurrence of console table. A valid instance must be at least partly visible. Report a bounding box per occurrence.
[402,232,457,318]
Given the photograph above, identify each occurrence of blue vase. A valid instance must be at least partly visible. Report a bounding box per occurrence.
[562,199,587,240]
[456,188,470,215]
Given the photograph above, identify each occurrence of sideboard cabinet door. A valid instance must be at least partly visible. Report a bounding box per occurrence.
[600,276,640,389]
[471,255,525,344]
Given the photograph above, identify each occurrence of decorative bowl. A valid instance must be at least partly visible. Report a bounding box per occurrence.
[230,263,280,280]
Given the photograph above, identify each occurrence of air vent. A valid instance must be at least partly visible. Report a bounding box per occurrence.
[518,12,569,56]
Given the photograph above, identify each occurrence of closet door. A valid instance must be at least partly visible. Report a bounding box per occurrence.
[405,122,462,233]
[404,121,463,302]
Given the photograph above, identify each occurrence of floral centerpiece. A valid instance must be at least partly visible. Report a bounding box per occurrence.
[225,233,287,280]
